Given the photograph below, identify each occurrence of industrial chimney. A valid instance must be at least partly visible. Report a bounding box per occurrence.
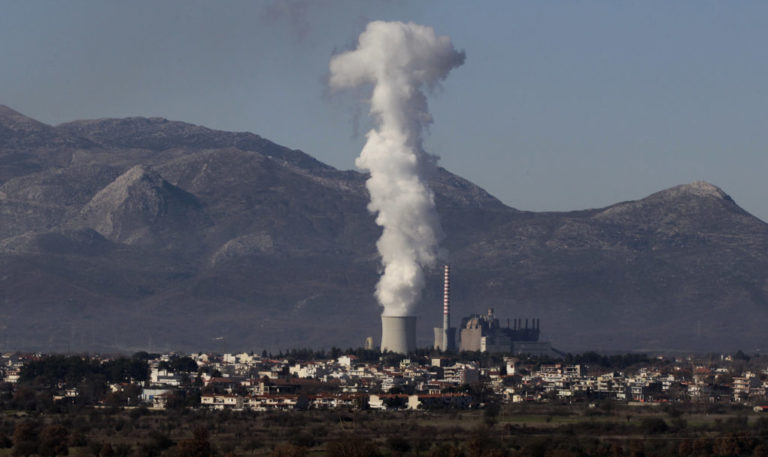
[381,315,416,354]
[433,264,456,351]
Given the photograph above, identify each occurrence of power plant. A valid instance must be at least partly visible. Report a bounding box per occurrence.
[433,265,456,351]
[429,265,554,355]
[377,264,553,355]
[380,315,416,354]
[459,308,552,354]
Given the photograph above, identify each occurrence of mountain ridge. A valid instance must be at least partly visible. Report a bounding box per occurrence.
[1,104,767,353]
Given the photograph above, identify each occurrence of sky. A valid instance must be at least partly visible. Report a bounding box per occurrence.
[2,1,768,219]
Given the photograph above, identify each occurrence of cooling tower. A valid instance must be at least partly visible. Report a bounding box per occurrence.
[381,315,417,354]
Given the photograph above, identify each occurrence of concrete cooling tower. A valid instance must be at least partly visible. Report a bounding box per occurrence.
[381,315,416,354]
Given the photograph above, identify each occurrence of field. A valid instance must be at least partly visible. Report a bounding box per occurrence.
[0,402,766,456]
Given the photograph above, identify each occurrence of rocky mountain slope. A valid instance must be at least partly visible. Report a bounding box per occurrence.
[1,105,767,353]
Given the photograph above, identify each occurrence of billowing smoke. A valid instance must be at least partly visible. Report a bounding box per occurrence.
[329,21,464,316]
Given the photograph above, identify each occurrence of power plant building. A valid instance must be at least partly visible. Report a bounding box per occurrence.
[380,264,555,356]
[432,265,552,355]
[459,308,549,354]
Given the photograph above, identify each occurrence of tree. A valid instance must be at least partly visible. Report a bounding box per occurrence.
[387,436,411,455]
[113,444,132,457]
[383,396,406,409]
[171,357,199,373]
[640,417,669,434]
[712,434,745,457]
[0,433,12,449]
[427,443,464,457]
[271,444,307,457]
[174,427,212,457]
[12,422,38,457]
[11,385,36,411]
[326,435,380,457]
[99,443,115,457]
[38,424,69,457]
[139,430,174,457]
[483,403,500,427]
[734,350,751,361]
[465,426,507,457]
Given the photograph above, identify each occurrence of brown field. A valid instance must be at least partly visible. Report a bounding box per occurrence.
[0,403,766,456]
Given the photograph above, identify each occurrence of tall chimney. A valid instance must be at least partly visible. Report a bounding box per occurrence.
[441,264,455,351]
[443,265,450,329]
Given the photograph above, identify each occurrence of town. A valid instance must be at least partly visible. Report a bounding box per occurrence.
[5,349,768,413]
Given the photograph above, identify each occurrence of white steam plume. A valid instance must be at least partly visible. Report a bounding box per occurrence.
[329,21,465,317]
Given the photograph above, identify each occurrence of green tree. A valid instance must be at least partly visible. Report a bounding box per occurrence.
[734,350,751,361]
[171,357,199,373]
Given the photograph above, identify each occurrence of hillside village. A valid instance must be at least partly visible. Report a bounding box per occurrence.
[4,351,768,413]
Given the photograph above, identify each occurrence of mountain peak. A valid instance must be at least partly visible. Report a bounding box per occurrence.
[595,180,745,223]
[659,181,730,200]
[0,105,50,131]
[79,165,207,245]
[0,105,98,155]
[116,164,157,184]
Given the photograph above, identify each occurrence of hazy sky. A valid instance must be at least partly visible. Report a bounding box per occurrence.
[3,1,768,219]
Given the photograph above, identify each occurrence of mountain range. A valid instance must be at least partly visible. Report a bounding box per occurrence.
[1,104,767,354]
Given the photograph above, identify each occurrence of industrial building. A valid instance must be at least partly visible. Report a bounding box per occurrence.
[432,265,552,355]
[459,308,552,355]
[379,263,554,356]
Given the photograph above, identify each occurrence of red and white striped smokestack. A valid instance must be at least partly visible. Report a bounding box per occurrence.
[441,264,454,351]
[443,264,450,317]
[442,264,451,335]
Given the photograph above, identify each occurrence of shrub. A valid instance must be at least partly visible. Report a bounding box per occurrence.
[38,424,69,457]
[289,431,316,448]
[12,422,39,457]
[386,436,411,454]
[271,443,307,457]
[640,417,669,434]
[326,434,380,457]
[174,426,212,457]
